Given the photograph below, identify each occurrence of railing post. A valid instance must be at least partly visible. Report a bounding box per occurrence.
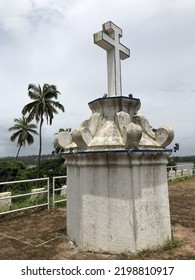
[52,177,55,209]
[47,178,50,210]
[52,176,67,208]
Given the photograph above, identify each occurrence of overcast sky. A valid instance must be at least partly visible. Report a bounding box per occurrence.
[0,0,194,158]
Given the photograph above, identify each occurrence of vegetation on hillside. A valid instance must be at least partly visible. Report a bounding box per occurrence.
[0,158,66,193]
[171,155,195,163]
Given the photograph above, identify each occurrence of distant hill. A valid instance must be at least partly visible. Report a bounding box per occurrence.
[0,154,194,166]
[171,155,195,163]
[0,154,60,166]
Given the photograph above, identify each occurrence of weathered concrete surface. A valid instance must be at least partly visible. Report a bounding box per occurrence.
[66,152,171,254]
[31,188,46,201]
[56,97,174,152]
[60,185,67,196]
[56,96,174,254]
[0,192,11,212]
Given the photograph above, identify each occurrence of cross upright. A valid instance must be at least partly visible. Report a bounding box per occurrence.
[94,21,130,97]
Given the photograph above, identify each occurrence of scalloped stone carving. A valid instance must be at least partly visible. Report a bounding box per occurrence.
[56,96,174,152]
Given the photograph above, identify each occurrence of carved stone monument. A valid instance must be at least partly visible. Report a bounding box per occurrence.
[56,21,174,254]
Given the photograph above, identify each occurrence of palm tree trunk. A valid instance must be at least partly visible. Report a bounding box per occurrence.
[37,117,44,177]
[16,145,22,160]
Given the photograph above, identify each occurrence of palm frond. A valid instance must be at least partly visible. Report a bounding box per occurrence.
[10,131,22,142]
[26,133,35,145]
[8,125,20,132]
[22,101,41,123]
[27,123,38,130]
[28,84,41,100]
[49,100,65,112]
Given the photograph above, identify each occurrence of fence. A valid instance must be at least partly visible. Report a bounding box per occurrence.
[0,178,49,216]
[52,175,67,208]
[167,164,195,181]
[0,176,67,216]
[0,165,194,216]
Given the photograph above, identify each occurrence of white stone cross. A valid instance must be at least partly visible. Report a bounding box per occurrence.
[94,21,130,97]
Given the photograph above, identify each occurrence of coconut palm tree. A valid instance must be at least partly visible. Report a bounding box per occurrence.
[22,83,65,177]
[8,116,38,160]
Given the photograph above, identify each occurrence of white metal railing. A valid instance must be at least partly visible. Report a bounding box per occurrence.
[0,178,49,215]
[167,164,195,181]
[0,164,194,215]
[52,176,67,208]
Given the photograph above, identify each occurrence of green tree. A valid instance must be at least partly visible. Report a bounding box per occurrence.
[167,158,176,171]
[39,158,66,178]
[8,116,38,160]
[22,84,65,177]
[0,160,26,191]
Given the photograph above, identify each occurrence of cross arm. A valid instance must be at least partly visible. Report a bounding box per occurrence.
[93,31,113,51]
[94,31,130,60]
[119,44,130,60]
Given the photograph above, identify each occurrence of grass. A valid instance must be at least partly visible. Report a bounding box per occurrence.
[119,238,182,260]
[0,193,66,214]
[168,175,195,184]
[49,194,66,208]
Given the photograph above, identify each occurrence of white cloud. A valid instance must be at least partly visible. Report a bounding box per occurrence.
[0,0,195,157]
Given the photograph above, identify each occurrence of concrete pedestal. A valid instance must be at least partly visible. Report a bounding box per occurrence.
[66,150,171,254]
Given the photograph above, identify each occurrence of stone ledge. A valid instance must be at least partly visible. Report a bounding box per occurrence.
[0,192,12,211]
[30,188,47,201]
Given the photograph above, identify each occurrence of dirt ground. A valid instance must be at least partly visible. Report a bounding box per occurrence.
[0,178,194,260]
